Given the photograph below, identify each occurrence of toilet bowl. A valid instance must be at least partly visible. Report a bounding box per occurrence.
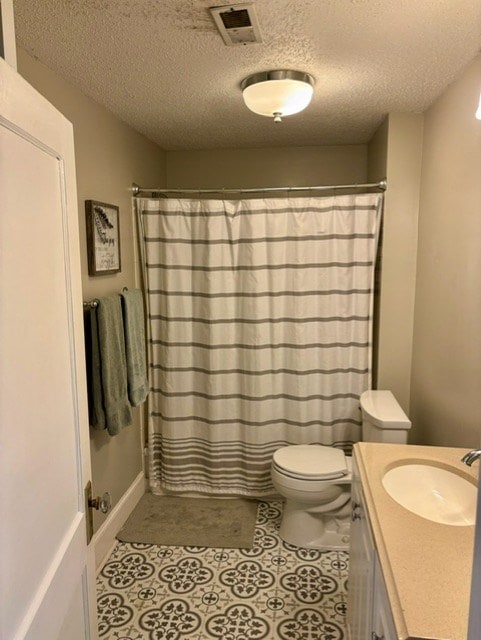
[272,444,353,549]
[271,390,411,549]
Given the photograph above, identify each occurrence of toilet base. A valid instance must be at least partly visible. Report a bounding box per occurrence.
[278,500,351,550]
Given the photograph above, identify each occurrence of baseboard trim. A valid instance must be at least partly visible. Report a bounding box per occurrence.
[92,471,147,571]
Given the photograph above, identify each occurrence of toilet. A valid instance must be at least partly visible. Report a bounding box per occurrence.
[271,390,411,549]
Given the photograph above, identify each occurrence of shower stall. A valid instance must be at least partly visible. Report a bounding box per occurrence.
[136,185,383,496]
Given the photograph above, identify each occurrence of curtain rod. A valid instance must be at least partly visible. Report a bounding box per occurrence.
[131,179,387,197]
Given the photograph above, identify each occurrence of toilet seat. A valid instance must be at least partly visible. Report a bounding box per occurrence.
[272,444,348,481]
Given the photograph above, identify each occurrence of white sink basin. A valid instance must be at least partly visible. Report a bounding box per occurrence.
[382,463,477,526]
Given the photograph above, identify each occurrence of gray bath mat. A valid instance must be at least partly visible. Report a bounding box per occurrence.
[116,494,259,548]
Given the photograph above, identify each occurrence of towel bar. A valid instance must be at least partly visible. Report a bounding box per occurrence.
[83,299,99,309]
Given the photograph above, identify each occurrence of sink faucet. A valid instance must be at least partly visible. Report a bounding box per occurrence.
[461,449,481,466]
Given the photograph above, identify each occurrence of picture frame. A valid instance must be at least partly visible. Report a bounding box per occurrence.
[85,200,121,276]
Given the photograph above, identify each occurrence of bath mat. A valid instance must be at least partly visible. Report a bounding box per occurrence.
[116,494,259,548]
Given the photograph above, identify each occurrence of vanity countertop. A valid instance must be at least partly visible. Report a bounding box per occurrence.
[355,442,478,640]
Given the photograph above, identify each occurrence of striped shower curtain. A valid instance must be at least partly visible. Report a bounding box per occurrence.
[137,193,382,496]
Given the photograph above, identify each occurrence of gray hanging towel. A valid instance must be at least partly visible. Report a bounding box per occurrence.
[84,306,106,430]
[97,294,132,435]
[120,289,149,406]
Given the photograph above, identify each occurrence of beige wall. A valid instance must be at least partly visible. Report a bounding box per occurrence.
[371,114,423,415]
[367,118,388,388]
[17,48,166,532]
[410,55,481,447]
[166,145,367,188]
[367,118,388,184]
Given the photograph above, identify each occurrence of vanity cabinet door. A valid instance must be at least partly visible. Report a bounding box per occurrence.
[347,469,375,640]
[371,554,397,640]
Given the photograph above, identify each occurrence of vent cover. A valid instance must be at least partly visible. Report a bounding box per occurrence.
[210,4,262,46]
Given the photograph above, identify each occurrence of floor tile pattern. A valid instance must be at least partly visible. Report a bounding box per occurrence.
[97,501,348,639]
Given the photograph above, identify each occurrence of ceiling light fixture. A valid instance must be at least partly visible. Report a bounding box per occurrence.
[240,70,315,123]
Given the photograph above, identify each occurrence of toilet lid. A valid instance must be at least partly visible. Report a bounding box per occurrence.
[273,445,348,480]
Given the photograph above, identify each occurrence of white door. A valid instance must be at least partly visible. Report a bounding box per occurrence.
[0,57,97,639]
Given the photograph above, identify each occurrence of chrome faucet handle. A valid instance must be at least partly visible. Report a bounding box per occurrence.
[461,449,481,466]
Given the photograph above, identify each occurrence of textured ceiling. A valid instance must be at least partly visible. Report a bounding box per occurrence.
[13,0,481,151]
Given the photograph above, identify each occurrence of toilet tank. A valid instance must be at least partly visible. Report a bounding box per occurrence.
[360,390,411,443]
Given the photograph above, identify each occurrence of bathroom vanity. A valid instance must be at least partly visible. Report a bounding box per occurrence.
[348,453,396,639]
[347,442,478,640]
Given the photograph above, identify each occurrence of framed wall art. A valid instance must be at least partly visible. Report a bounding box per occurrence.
[85,200,121,276]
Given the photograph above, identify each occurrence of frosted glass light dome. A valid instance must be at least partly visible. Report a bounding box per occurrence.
[241,70,315,123]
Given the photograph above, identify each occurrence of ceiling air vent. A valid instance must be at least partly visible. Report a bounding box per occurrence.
[210,4,262,46]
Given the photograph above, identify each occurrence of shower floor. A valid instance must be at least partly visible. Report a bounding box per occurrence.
[96,500,348,639]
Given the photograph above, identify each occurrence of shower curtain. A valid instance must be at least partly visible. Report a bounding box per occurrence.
[137,193,382,496]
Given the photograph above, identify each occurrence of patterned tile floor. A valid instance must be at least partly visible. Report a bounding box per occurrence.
[97,501,348,639]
